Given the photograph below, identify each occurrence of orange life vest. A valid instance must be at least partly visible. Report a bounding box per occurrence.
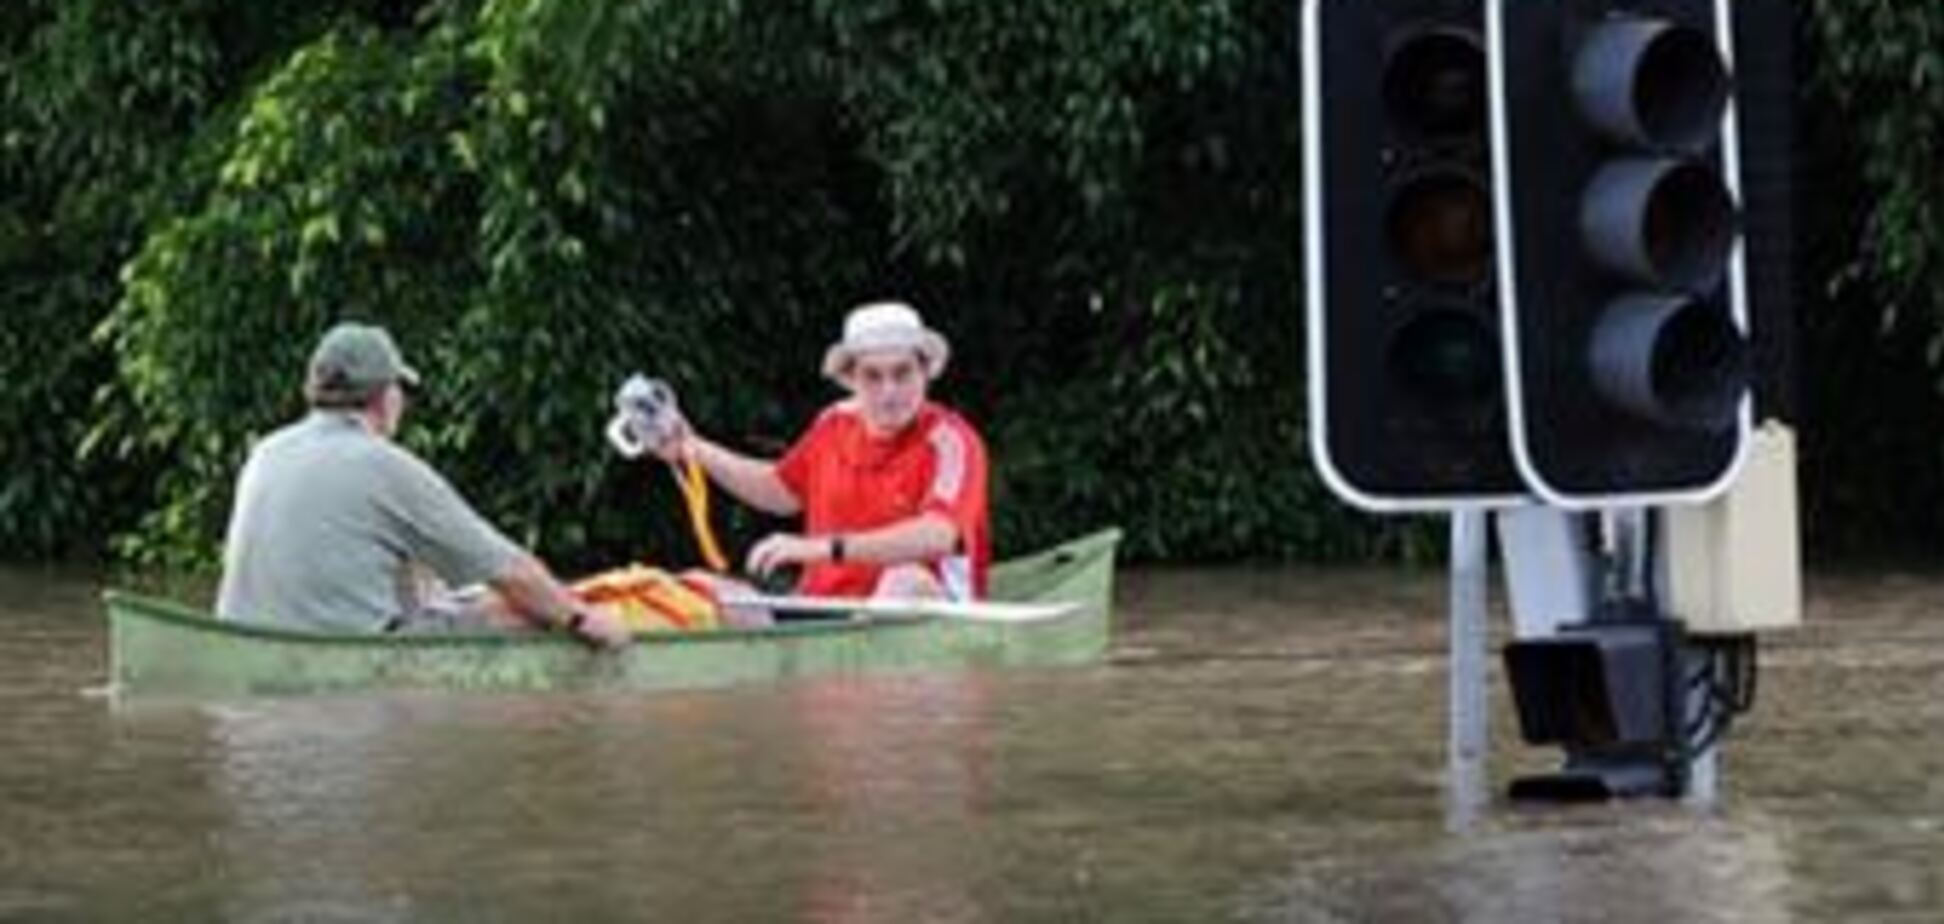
[571,566,722,632]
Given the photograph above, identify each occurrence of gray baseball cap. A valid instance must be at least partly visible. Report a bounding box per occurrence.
[304,322,420,405]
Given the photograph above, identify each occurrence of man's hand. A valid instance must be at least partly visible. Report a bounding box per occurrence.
[566,605,631,650]
[746,532,827,577]
[645,416,694,465]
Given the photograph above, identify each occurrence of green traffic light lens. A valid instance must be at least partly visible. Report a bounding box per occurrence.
[1383,28,1486,139]
[1387,170,1492,286]
[1388,308,1499,406]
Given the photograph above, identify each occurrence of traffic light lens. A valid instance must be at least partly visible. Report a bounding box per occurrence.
[1589,294,1747,432]
[1384,29,1485,138]
[1652,301,1746,431]
[1582,159,1736,293]
[1644,163,1735,289]
[1389,308,1499,405]
[1574,20,1730,153]
[1633,27,1730,154]
[1387,171,1491,285]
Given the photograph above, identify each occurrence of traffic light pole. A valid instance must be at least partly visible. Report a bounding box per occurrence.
[1682,644,1722,804]
[1446,510,1491,828]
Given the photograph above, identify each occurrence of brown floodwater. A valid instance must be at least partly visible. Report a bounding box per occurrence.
[1,562,1939,922]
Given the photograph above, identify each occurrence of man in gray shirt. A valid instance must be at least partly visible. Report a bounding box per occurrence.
[217,322,628,648]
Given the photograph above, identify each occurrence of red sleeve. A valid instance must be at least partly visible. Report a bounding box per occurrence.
[919,415,988,535]
[776,405,839,499]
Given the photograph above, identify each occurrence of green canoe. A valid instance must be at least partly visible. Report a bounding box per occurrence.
[104,528,1120,698]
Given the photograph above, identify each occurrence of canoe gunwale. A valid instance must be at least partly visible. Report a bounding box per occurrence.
[102,526,1119,649]
[104,528,1121,697]
[101,590,957,649]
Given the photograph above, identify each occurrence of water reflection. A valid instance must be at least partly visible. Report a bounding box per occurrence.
[170,676,1004,923]
[1277,808,1799,922]
[2,564,1942,920]
[205,698,452,923]
[786,676,993,924]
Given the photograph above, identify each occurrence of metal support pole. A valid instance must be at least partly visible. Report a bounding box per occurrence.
[1498,506,1594,639]
[1447,510,1491,828]
[1597,507,1652,607]
[1683,645,1721,806]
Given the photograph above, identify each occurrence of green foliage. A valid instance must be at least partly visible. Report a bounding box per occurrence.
[109,20,485,568]
[1800,3,1944,555]
[43,0,1944,570]
[1811,3,1944,317]
[993,279,1433,564]
[89,0,1399,572]
[0,0,422,560]
[2,1,233,558]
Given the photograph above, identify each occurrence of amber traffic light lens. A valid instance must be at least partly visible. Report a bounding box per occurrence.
[1388,170,1492,286]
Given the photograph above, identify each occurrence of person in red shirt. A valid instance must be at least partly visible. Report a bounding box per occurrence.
[650,301,990,601]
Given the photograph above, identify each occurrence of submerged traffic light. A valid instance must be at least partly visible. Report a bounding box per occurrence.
[1488,0,1751,507]
[1503,606,1690,800]
[1304,0,1523,511]
[1506,620,1672,752]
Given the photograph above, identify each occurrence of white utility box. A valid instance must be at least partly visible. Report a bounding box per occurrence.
[1660,421,1803,635]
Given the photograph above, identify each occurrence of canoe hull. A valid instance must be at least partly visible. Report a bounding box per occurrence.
[107,529,1119,697]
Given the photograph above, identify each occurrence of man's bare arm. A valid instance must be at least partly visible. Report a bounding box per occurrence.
[489,554,629,647]
[686,436,802,516]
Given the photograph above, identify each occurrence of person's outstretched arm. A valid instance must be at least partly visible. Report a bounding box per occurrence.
[490,554,630,648]
[386,449,630,648]
[687,436,800,516]
[652,423,801,517]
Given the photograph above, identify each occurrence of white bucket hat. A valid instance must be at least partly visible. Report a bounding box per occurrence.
[821,301,951,382]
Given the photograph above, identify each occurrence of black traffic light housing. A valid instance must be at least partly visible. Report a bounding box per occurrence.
[1304,0,1524,511]
[1488,0,1752,507]
[1504,606,1684,800]
[1506,619,1673,750]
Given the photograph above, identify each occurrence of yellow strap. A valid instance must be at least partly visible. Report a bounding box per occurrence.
[670,457,729,572]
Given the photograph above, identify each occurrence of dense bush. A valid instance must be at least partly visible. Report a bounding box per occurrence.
[88,0,1436,572]
[1799,2,1944,556]
[1,0,421,560]
[1,1,219,558]
[4,1,1942,569]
